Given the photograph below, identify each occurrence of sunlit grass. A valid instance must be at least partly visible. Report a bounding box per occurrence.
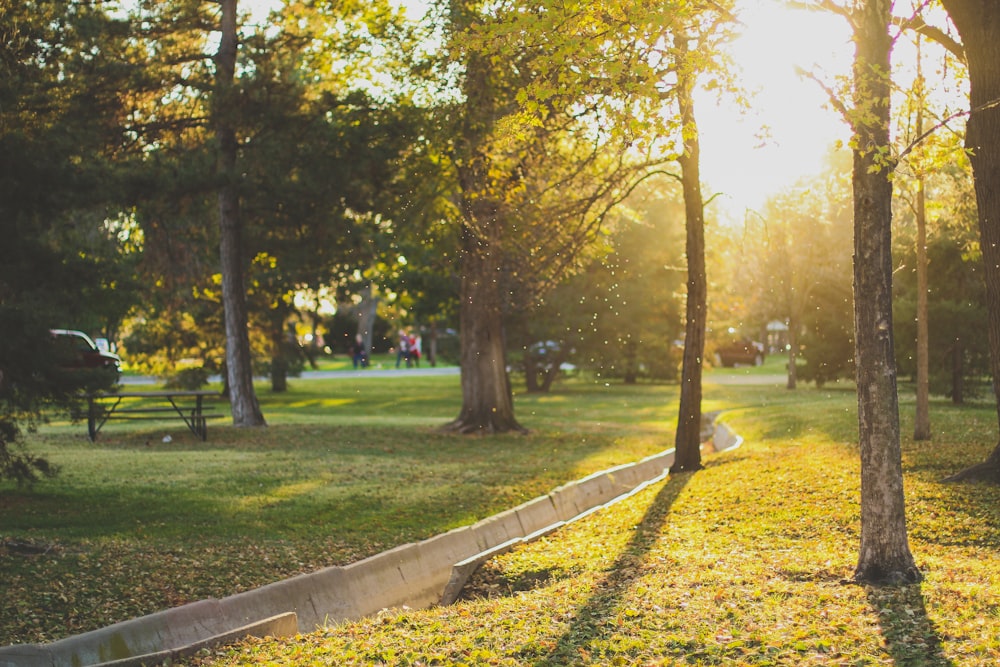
[5,368,999,665]
[190,381,1000,667]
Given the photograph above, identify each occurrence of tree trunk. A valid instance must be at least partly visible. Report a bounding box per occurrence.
[442,34,524,434]
[786,315,798,390]
[914,151,931,440]
[672,38,707,474]
[623,339,638,385]
[355,284,378,357]
[851,0,919,585]
[270,316,288,393]
[427,320,438,367]
[216,0,265,428]
[951,341,964,405]
[443,224,524,433]
[524,353,541,393]
[940,0,1000,483]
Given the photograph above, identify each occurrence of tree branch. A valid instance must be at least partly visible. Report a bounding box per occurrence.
[897,96,1000,162]
[795,66,850,124]
[895,14,965,62]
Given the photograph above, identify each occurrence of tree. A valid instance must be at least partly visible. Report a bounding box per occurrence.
[671,35,710,472]
[436,0,678,433]
[215,0,266,426]
[1,0,135,481]
[895,235,989,402]
[434,0,737,435]
[892,57,983,406]
[938,0,1000,483]
[891,28,965,439]
[235,0,419,391]
[847,0,921,584]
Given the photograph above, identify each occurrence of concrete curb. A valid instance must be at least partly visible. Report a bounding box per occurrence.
[0,415,742,667]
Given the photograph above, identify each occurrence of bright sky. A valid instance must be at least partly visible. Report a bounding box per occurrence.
[698,0,854,221]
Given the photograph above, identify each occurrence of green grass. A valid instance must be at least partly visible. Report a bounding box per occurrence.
[193,381,998,667]
[1,372,680,645]
[4,371,1000,666]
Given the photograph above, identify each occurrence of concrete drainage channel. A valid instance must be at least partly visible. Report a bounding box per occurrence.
[0,416,743,667]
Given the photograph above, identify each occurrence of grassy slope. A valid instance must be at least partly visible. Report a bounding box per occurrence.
[192,379,1000,666]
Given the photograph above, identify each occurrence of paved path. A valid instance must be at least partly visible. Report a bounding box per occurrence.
[120,366,460,386]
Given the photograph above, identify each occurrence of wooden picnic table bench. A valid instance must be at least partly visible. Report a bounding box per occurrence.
[86,390,223,441]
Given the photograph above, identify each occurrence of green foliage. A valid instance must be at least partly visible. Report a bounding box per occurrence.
[0,0,136,483]
[730,152,855,388]
[796,279,855,387]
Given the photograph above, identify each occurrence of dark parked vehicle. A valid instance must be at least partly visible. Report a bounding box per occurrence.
[50,329,121,375]
[714,339,765,367]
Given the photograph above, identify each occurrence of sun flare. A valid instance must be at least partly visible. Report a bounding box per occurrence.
[698,0,854,221]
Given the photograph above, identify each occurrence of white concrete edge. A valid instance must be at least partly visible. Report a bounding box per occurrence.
[92,613,298,667]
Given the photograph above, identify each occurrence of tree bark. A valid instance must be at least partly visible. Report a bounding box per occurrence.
[940,0,1000,483]
[672,38,707,474]
[444,223,524,433]
[269,314,289,393]
[216,0,265,427]
[914,108,931,440]
[441,29,524,433]
[851,0,919,585]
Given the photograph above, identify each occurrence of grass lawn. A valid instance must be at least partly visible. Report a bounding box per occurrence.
[4,368,1000,665]
[192,376,999,666]
[1,370,680,646]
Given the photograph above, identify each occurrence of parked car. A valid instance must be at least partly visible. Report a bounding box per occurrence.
[714,339,765,367]
[50,329,121,375]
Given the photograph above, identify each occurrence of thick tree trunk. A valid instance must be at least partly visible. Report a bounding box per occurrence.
[523,354,541,393]
[672,40,707,474]
[851,0,919,585]
[443,35,524,434]
[216,0,265,427]
[444,225,524,433]
[940,0,1000,483]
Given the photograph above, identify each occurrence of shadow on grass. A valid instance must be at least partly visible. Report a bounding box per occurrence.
[532,471,692,666]
[868,585,953,666]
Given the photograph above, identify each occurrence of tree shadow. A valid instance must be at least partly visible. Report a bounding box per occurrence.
[531,471,692,666]
[866,584,953,666]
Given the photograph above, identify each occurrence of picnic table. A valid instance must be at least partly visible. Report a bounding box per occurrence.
[86,390,222,441]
